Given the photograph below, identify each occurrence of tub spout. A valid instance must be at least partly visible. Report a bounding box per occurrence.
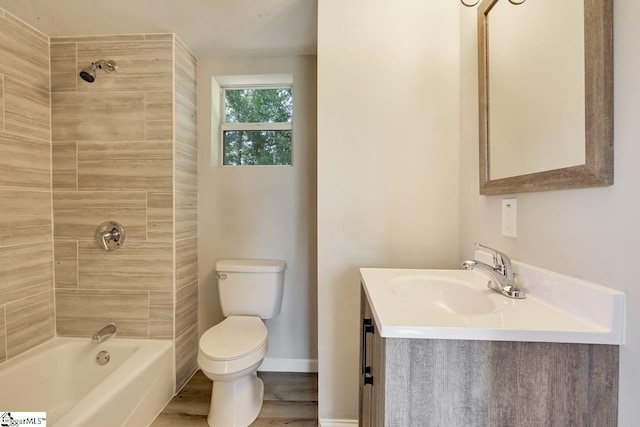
[92,323,117,343]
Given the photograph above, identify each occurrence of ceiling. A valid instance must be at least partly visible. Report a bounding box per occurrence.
[0,0,317,57]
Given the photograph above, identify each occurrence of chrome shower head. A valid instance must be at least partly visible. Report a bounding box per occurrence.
[79,67,96,83]
[79,59,118,83]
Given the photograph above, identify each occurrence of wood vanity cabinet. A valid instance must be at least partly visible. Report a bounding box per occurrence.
[359,285,619,427]
[359,287,384,426]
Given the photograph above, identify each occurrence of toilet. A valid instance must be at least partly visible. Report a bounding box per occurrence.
[198,258,286,427]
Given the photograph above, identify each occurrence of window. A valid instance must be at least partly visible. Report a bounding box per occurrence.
[221,86,293,166]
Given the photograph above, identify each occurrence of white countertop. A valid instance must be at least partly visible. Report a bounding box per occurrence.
[360,261,625,345]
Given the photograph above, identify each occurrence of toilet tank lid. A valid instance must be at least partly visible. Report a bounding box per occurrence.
[216,259,287,273]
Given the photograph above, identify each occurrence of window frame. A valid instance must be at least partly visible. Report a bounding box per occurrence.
[219,84,294,167]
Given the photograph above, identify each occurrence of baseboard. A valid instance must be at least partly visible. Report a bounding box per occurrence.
[258,357,318,373]
[319,419,359,427]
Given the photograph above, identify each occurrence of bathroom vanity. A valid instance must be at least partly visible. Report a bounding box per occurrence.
[359,264,624,426]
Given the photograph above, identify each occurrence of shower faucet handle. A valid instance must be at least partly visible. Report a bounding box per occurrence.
[95,221,126,251]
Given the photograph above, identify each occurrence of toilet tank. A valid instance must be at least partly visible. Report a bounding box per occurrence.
[216,259,286,319]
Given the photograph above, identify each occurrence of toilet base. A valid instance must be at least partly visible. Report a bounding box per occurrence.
[207,372,264,427]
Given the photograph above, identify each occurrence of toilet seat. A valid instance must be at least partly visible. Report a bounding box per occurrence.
[198,316,268,378]
[200,316,267,361]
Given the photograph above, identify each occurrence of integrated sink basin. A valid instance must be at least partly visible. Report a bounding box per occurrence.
[360,262,625,345]
[390,275,495,316]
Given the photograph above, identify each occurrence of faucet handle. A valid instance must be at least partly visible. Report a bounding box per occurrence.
[474,243,512,266]
[474,243,513,278]
[95,221,126,251]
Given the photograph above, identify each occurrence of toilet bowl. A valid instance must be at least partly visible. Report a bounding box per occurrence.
[198,259,286,427]
[198,316,268,427]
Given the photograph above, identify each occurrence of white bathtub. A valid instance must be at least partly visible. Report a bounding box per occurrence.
[0,337,174,427]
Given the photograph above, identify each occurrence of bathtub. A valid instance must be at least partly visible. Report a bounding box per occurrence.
[0,337,174,427]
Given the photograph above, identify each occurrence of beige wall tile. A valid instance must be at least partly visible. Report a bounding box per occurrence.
[6,290,54,358]
[78,241,173,291]
[0,13,49,91]
[56,289,149,338]
[175,144,197,193]
[149,321,173,340]
[0,190,52,245]
[175,280,197,338]
[175,190,197,240]
[0,9,54,365]
[76,41,173,92]
[0,76,4,131]
[150,291,173,322]
[0,306,6,363]
[175,38,197,157]
[1,225,51,247]
[52,35,145,44]
[176,324,199,390]
[53,191,147,240]
[52,92,145,142]
[58,318,149,339]
[54,240,77,288]
[173,37,198,366]
[149,271,173,342]
[0,242,53,305]
[145,34,174,41]
[77,140,172,191]
[147,192,173,241]
[176,95,197,151]
[176,237,198,288]
[146,91,173,121]
[146,119,173,141]
[52,141,77,190]
[51,43,77,93]
[0,132,51,190]
[4,77,51,142]
[175,39,197,105]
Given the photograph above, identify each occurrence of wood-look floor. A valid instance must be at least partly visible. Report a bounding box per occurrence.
[151,371,318,426]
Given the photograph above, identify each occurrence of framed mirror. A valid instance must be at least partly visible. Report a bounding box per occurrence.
[477,0,613,195]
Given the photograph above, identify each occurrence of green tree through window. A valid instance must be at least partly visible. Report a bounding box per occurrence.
[222,87,293,165]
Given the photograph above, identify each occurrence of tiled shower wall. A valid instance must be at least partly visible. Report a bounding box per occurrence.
[0,10,54,364]
[174,38,199,388]
[50,33,176,339]
[49,34,198,388]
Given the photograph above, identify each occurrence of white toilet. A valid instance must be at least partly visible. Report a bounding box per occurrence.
[198,258,286,427]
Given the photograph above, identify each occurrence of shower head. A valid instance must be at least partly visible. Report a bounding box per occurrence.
[79,59,118,83]
[79,67,96,83]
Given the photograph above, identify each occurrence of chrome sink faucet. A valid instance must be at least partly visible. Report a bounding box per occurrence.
[462,243,526,299]
[92,323,117,343]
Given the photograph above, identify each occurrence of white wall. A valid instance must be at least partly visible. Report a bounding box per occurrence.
[317,0,461,421]
[459,1,640,425]
[197,56,318,365]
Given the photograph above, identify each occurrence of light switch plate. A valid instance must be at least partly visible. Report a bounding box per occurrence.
[502,198,517,238]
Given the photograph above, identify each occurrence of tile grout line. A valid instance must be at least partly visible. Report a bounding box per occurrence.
[147,290,150,339]
[3,304,7,361]
[74,42,78,93]
[47,31,56,341]
[145,191,149,242]
[75,139,78,191]
[2,74,5,133]
[0,239,51,250]
[171,39,177,347]
[5,288,56,307]
[143,91,147,142]
[75,239,79,290]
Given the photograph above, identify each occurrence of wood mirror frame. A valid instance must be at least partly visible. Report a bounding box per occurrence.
[478,0,613,195]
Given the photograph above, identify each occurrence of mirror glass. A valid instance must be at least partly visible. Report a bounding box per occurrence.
[488,0,585,180]
[478,0,613,195]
